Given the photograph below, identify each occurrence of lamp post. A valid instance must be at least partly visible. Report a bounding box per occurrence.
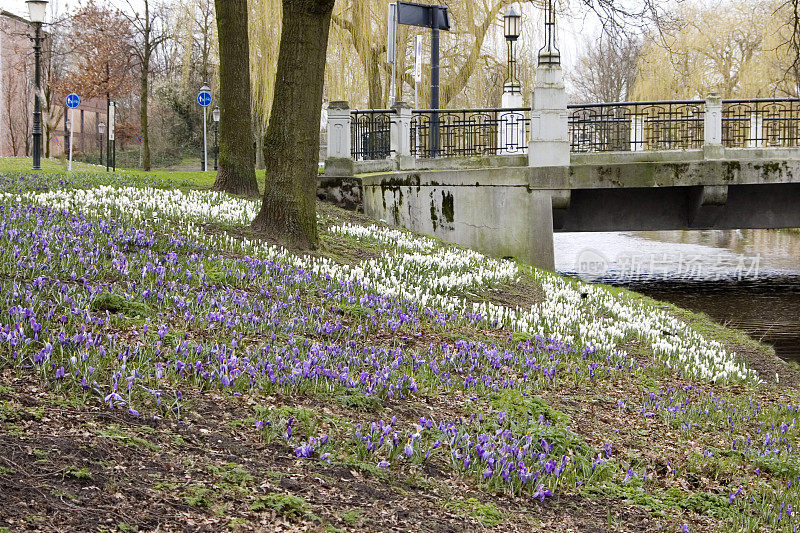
[212,106,220,171]
[98,121,105,167]
[503,7,521,94]
[538,0,560,66]
[27,0,48,171]
[499,5,524,154]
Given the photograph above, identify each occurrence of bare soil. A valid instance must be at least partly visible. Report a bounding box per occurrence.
[0,370,667,533]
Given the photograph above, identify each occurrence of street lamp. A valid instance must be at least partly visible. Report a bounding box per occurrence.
[538,0,560,66]
[27,0,48,171]
[503,7,521,94]
[98,121,105,167]
[212,106,220,171]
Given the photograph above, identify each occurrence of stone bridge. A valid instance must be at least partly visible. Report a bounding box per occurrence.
[322,66,800,270]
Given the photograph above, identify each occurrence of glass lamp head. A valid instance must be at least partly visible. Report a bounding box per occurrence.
[504,6,521,41]
[27,0,48,24]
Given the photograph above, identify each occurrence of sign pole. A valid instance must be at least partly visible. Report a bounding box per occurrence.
[106,99,110,172]
[414,34,422,156]
[68,108,75,171]
[197,85,212,172]
[414,35,422,109]
[393,1,450,158]
[388,3,398,107]
[65,93,81,171]
[430,7,440,158]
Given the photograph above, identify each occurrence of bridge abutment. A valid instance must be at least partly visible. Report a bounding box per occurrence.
[362,173,555,271]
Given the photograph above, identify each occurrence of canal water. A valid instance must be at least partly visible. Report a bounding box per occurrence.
[554,230,800,361]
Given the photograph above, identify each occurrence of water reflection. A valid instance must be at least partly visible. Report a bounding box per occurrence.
[554,229,800,360]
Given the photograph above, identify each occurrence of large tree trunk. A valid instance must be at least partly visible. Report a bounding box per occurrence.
[213,0,258,197]
[250,0,335,249]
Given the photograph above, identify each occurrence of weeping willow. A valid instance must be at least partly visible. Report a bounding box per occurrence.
[249,0,281,129]
[630,1,782,100]
[172,0,220,91]
[248,0,530,126]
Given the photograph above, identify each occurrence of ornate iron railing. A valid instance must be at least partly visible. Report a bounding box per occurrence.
[411,108,530,158]
[722,98,800,148]
[567,101,705,152]
[350,109,395,160]
[346,98,800,161]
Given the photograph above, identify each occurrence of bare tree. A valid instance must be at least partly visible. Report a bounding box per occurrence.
[571,31,642,103]
[774,0,800,95]
[191,0,216,83]
[121,0,169,171]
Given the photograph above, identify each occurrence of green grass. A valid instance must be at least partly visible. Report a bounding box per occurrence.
[96,425,161,452]
[340,508,363,526]
[0,157,105,175]
[182,484,214,507]
[0,156,269,191]
[444,498,505,528]
[90,294,152,318]
[63,466,92,480]
[207,463,254,488]
[250,493,317,521]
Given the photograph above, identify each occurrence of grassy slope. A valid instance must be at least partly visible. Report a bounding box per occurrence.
[0,156,268,191]
[1,165,799,533]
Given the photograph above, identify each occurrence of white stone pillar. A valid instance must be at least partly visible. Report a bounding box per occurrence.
[749,112,764,148]
[528,65,569,167]
[704,95,723,145]
[391,102,412,158]
[704,95,723,159]
[630,116,644,152]
[325,101,354,176]
[326,101,351,159]
[499,89,526,154]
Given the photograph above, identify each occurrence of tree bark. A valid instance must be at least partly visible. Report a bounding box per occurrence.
[213,0,259,197]
[250,0,335,249]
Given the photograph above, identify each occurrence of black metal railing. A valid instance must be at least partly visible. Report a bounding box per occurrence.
[347,98,800,160]
[411,108,530,158]
[351,109,395,160]
[567,100,705,152]
[722,98,800,148]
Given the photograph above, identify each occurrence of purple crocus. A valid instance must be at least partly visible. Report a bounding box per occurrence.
[531,484,552,502]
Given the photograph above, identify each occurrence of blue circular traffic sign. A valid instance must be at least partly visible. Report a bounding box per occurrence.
[66,93,81,109]
[197,91,212,107]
